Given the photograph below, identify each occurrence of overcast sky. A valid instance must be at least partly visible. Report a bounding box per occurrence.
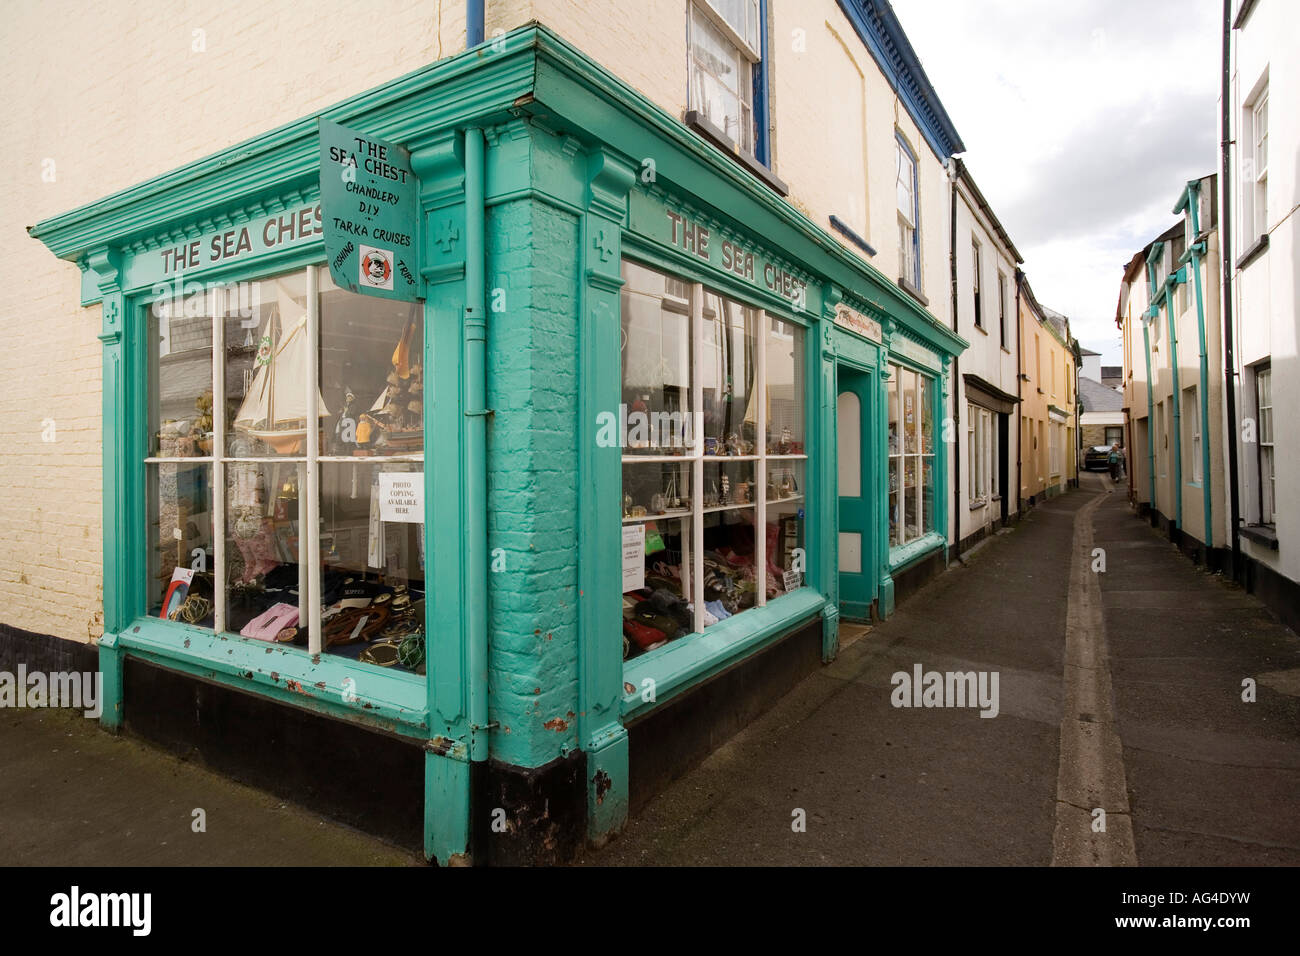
[891,0,1221,366]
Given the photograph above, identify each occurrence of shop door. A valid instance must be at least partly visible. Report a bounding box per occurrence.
[998,413,1010,525]
[837,368,875,621]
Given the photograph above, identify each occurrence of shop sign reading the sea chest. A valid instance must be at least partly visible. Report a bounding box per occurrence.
[628,190,817,314]
[319,119,421,301]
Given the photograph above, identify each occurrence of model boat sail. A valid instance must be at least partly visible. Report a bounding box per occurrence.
[234,305,329,454]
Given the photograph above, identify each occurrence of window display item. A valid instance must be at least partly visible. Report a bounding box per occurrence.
[240,602,300,641]
[623,618,667,651]
[233,305,330,454]
[160,568,195,619]
[171,593,212,626]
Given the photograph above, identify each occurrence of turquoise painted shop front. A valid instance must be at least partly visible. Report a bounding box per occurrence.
[30,24,965,864]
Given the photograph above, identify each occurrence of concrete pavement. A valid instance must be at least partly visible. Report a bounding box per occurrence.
[0,705,419,866]
[584,472,1300,865]
[3,472,1297,866]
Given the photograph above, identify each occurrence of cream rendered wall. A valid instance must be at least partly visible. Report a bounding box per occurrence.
[7,0,961,642]
[2,0,527,642]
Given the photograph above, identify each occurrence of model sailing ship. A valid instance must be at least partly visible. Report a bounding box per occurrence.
[234,303,330,453]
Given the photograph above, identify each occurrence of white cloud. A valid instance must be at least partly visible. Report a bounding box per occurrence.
[892,0,1221,363]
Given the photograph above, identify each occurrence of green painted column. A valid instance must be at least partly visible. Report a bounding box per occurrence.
[411,129,473,865]
[578,146,635,845]
[877,326,896,618]
[90,247,127,732]
[817,288,841,659]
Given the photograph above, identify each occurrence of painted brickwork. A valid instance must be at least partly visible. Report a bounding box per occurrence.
[485,198,582,767]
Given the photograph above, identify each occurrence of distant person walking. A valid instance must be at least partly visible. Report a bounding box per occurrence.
[1108,443,1123,483]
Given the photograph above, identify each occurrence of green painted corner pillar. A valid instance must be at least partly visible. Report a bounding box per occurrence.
[876,342,896,620]
[817,288,842,661]
[578,146,636,844]
[412,129,474,865]
[90,246,128,732]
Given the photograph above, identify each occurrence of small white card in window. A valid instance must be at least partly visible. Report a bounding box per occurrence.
[378,472,424,523]
[622,523,645,593]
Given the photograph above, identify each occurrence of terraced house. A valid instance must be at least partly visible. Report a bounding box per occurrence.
[1015,276,1078,509]
[3,0,1082,864]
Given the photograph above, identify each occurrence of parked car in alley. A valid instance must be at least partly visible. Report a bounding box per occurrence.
[1084,445,1115,471]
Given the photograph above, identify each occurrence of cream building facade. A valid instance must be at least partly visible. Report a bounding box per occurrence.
[4,0,967,647]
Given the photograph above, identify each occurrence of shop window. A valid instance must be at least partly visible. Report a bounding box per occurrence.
[619,259,805,661]
[688,0,762,155]
[146,266,426,673]
[888,362,935,547]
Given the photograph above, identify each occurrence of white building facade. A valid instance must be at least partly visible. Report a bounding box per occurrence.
[951,160,1022,549]
[1223,0,1300,629]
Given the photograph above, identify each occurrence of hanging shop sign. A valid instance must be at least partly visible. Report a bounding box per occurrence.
[834,304,882,344]
[320,118,421,302]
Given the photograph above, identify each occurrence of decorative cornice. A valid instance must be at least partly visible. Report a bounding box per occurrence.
[31,23,967,360]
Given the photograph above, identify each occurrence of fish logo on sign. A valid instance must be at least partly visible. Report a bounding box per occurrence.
[359,246,393,290]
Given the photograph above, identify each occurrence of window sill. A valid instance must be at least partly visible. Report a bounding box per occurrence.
[1240,524,1278,550]
[973,323,988,336]
[969,498,988,510]
[1235,234,1269,271]
[110,615,430,738]
[683,110,789,197]
[1001,346,1012,354]
[889,531,945,571]
[620,587,826,720]
[896,276,928,307]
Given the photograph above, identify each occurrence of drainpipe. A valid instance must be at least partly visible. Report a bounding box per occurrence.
[1166,271,1184,533]
[464,128,489,764]
[1220,0,1242,579]
[948,158,961,557]
[1141,303,1157,514]
[467,0,485,47]
[1183,182,1215,551]
[1014,270,1023,514]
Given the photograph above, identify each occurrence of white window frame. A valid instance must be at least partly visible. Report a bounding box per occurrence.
[620,258,807,638]
[1184,385,1201,485]
[889,363,934,547]
[687,0,761,153]
[997,271,1007,347]
[896,138,920,288]
[1257,365,1274,524]
[1242,81,1268,239]
[143,265,425,663]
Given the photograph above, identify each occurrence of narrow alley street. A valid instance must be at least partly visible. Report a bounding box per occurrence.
[3,477,1296,869]
[584,474,1300,866]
